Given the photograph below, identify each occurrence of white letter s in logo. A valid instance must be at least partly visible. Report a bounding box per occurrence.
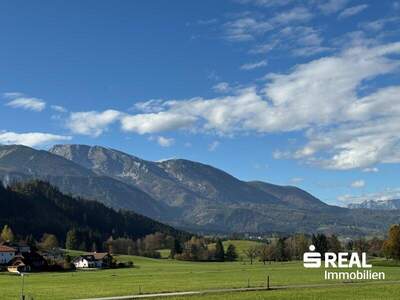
[303,245,321,268]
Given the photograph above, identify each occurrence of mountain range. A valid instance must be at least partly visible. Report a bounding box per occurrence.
[1,144,398,236]
[348,199,400,210]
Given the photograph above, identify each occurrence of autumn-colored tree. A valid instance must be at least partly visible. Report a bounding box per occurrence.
[383,224,400,260]
[40,233,59,250]
[0,225,15,242]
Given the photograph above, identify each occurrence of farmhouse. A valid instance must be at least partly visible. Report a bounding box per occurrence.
[0,245,16,265]
[40,248,65,262]
[73,252,113,269]
[7,252,48,273]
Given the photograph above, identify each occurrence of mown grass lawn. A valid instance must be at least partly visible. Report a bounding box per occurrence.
[168,283,400,300]
[0,253,399,300]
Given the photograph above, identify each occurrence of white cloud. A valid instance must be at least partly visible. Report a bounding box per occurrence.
[156,157,177,162]
[213,82,231,93]
[278,26,330,57]
[338,4,368,19]
[292,46,331,57]
[290,177,304,184]
[224,17,273,41]
[351,179,365,188]
[197,18,218,25]
[240,60,268,70]
[271,7,313,25]
[3,92,24,99]
[0,131,71,147]
[208,141,220,152]
[121,112,196,134]
[133,99,166,113]
[66,42,400,170]
[293,85,400,169]
[6,97,46,112]
[249,41,278,54]
[67,110,122,137]
[253,162,269,169]
[338,188,400,203]
[151,136,175,147]
[51,105,67,113]
[360,17,399,32]
[273,150,291,159]
[362,167,379,173]
[236,0,292,7]
[318,0,348,14]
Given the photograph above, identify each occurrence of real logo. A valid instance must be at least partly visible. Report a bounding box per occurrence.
[303,245,385,280]
[303,245,371,268]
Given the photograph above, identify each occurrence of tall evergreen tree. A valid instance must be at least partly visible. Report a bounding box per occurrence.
[225,244,238,261]
[170,238,183,258]
[275,238,286,261]
[328,235,342,254]
[312,234,328,257]
[65,229,78,250]
[215,239,225,261]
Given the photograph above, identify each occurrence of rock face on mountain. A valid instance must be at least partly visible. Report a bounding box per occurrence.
[47,144,400,236]
[348,199,400,210]
[0,145,165,219]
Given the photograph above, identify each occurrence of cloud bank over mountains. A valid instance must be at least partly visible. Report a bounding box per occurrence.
[64,41,400,170]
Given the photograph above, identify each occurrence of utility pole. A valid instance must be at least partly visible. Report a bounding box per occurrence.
[19,272,25,300]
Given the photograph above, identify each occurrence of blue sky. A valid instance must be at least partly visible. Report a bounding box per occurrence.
[1,0,400,205]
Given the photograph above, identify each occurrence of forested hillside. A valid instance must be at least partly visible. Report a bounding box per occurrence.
[0,180,188,246]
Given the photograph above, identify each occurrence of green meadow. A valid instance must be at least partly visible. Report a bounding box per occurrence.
[0,241,399,300]
[168,284,400,300]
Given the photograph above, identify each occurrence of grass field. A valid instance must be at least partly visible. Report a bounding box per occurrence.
[168,284,400,300]
[0,241,399,300]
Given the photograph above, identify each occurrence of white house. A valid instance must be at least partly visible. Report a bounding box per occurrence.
[73,255,101,269]
[73,252,113,269]
[0,245,16,265]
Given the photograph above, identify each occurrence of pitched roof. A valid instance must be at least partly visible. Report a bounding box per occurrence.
[89,252,110,260]
[0,245,16,252]
[73,255,96,262]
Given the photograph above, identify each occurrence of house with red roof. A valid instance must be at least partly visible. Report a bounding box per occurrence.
[0,245,16,265]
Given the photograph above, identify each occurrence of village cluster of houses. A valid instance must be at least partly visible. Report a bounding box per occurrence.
[0,242,114,273]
